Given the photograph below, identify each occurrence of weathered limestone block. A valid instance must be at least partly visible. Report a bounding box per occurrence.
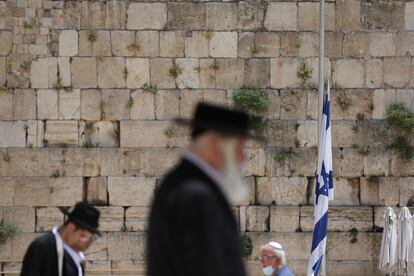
[406,2,414,30]
[81,1,106,29]
[209,32,237,58]
[11,233,41,262]
[126,207,150,231]
[383,57,411,88]
[97,57,126,89]
[215,58,244,89]
[373,207,414,229]
[199,59,216,89]
[141,148,182,177]
[297,32,319,57]
[240,206,269,232]
[108,177,156,206]
[105,1,127,29]
[361,1,404,30]
[397,32,414,56]
[300,206,373,232]
[84,260,111,272]
[372,89,396,119]
[59,89,80,120]
[365,59,382,89]
[307,57,332,84]
[44,121,78,146]
[135,31,159,57]
[175,58,199,89]
[270,206,300,232]
[184,31,209,57]
[298,3,335,31]
[111,260,146,274]
[111,31,136,56]
[72,58,97,88]
[265,121,298,148]
[3,207,35,232]
[237,32,254,58]
[155,90,180,120]
[244,59,269,88]
[150,58,175,89]
[327,233,381,262]
[335,149,364,177]
[264,3,297,31]
[26,120,44,148]
[0,57,6,86]
[30,58,58,89]
[206,3,237,30]
[296,120,317,148]
[369,32,396,57]
[167,3,205,30]
[99,148,145,177]
[84,233,108,261]
[310,177,359,206]
[130,89,155,120]
[399,178,414,207]
[86,177,108,206]
[127,3,166,30]
[0,31,12,55]
[256,177,308,205]
[332,59,364,88]
[126,58,150,89]
[59,30,78,56]
[93,31,112,57]
[343,32,369,58]
[36,207,64,232]
[267,147,318,177]
[80,89,101,121]
[0,121,26,148]
[331,89,372,120]
[361,177,400,206]
[0,90,13,120]
[336,0,361,31]
[237,2,265,30]
[280,89,307,120]
[101,89,129,120]
[327,261,384,276]
[13,89,36,120]
[37,89,58,119]
[270,58,301,89]
[179,89,202,119]
[96,207,124,232]
[242,148,266,176]
[80,121,119,148]
[58,58,71,87]
[202,89,228,106]
[254,32,280,58]
[160,31,185,57]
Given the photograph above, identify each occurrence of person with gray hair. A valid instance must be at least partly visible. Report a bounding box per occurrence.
[259,241,294,276]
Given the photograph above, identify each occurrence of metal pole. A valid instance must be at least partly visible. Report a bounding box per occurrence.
[318,0,326,275]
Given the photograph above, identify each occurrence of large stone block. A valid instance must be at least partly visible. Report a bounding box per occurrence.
[280,32,301,57]
[298,32,319,58]
[244,59,269,88]
[126,207,150,232]
[270,58,301,89]
[383,57,411,88]
[3,207,35,232]
[369,32,396,57]
[333,59,364,89]
[155,90,180,120]
[264,3,297,31]
[280,89,307,120]
[179,89,203,119]
[167,3,205,30]
[101,89,129,120]
[86,177,108,206]
[127,3,166,30]
[58,57,71,87]
[331,89,373,120]
[126,58,150,89]
[206,3,237,30]
[84,233,108,261]
[175,58,199,89]
[343,32,369,58]
[59,30,78,56]
[298,3,335,31]
[59,89,80,120]
[265,121,298,148]
[36,207,64,232]
[108,177,156,206]
[135,31,159,57]
[26,120,44,148]
[214,58,244,89]
[270,206,300,232]
[336,0,361,31]
[254,32,280,58]
[256,177,308,205]
[209,32,237,58]
[266,147,318,177]
[0,122,26,148]
[371,89,396,119]
[300,206,373,232]
[97,57,126,89]
[399,177,414,207]
[309,177,359,206]
[296,120,317,148]
[80,121,119,148]
[0,31,12,56]
[105,1,127,29]
[97,207,124,232]
[80,89,101,121]
[81,1,106,29]
[361,1,404,30]
[44,121,78,146]
[363,148,390,176]
[237,2,265,30]
[242,148,266,177]
[0,90,13,120]
[150,58,175,89]
[240,206,269,232]
[30,58,58,89]
[365,59,382,89]
[71,58,97,88]
[160,31,185,57]
[11,232,42,262]
[130,89,155,120]
[184,31,209,58]
[37,89,58,120]
[13,89,36,120]
[397,32,414,56]
[406,2,414,30]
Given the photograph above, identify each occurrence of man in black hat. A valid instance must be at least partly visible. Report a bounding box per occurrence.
[148,103,252,276]
[20,202,101,276]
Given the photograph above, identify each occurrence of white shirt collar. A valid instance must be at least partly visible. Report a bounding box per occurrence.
[182,151,224,186]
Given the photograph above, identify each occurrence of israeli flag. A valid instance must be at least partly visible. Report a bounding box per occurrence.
[307,83,334,276]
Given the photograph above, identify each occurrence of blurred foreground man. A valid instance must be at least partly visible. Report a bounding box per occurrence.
[21,202,101,276]
[148,103,252,276]
[259,242,294,276]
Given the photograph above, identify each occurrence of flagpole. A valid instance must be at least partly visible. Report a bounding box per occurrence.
[318,0,326,275]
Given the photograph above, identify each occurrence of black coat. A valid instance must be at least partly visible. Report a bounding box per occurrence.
[20,232,81,276]
[147,158,247,276]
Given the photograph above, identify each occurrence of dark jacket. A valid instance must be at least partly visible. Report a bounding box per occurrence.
[20,231,81,276]
[147,158,247,276]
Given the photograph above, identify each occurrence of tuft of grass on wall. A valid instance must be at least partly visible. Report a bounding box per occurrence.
[387,104,414,133]
[387,136,413,160]
[0,224,17,246]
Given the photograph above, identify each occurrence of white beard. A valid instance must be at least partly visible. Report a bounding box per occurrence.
[219,139,248,205]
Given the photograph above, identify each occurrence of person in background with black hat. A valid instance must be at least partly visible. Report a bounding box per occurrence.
[147,103,253,276]
[20,202,101,276]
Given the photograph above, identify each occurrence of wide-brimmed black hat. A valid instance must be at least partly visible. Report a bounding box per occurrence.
[60,202,101,236]
[177,103,255,139]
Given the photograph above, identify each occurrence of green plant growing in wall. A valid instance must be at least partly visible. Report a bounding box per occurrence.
[209,60,220,71]
[233,87,270,135]
[87,30,97,43]
[127,42,141,54]
[141,83,157,94]
[303,81,318,91]
[274,148,297,162]
[297,63,313,83]
[250,46,260,57]
[204,30,214,40]
[387,136,413,160]
[387,104,414,133]
[368,175,380,184]
[0,224,17,246]
[164,127,174,139]
[240,235,253,258]
[125,98,134,109]
[20,61,31,73]
[356,112,366,122]
[169,63,182,79]
[335,91,352,111]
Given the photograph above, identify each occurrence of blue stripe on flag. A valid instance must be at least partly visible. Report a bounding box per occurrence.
[312,256,324,276]
[311,212,328,252]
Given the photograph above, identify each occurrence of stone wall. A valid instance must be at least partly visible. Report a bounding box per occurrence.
[0,0,414,275]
